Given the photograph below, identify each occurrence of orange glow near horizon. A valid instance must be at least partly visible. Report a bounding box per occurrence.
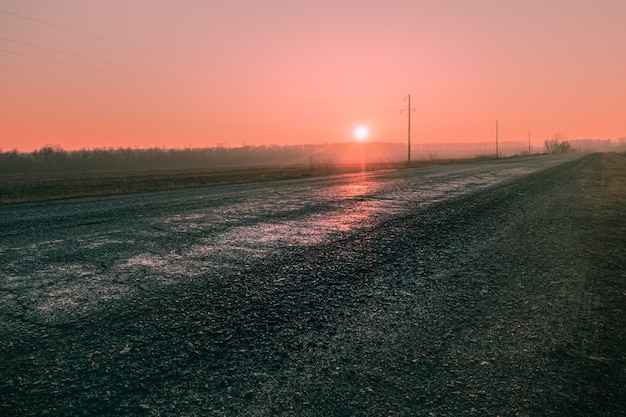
[1,2,625,153]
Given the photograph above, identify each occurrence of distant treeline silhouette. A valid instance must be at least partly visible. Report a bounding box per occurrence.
[0,139,622,173]
[0,144,322,173]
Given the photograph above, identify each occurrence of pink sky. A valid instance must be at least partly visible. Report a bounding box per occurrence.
[1,0,625,152]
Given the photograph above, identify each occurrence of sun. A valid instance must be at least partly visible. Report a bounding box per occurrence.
[354,125,369,141]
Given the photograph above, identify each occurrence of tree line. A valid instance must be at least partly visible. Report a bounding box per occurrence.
[0,144,324,173]
[1,138,623,174]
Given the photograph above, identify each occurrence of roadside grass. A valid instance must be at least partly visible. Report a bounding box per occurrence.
[0,162,389,204]
[571,152,626,412]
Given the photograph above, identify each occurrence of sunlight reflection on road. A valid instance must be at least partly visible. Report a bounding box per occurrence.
[213,175,390,249]
[117,165,543,289]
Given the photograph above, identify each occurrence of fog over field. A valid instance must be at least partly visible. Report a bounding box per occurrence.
[1,139,623,174]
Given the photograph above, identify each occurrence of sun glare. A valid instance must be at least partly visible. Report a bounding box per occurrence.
[354,125,369,141]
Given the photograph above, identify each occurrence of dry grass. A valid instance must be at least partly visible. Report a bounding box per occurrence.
[0,154,501,204]
[0,162,403,204]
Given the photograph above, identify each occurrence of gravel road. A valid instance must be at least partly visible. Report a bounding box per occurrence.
[1,153,624,416]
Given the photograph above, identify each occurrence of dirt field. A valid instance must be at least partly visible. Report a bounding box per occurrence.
[0,161,413,204]
[0,152,624,416]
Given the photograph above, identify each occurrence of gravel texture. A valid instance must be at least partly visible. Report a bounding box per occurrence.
[0,153,624,416]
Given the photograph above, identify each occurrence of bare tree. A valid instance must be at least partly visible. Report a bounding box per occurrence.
[545,132,572,154]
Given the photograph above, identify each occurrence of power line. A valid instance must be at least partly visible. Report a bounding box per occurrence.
[0,36,201,83]
[0,8,170,58]
[0,48,176,86]
[400,95,415,162]
[0,8,394,103]
[0,47,381,112]
[495,119,499,158]
[0,36,294,99]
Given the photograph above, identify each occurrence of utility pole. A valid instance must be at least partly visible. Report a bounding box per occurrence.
[528,130,531,155]
[401,95,415,163]
[495,119,499,158]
